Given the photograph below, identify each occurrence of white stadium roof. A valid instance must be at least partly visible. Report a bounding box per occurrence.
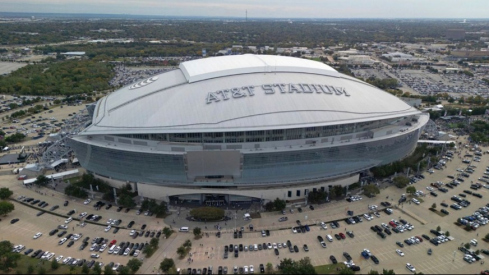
[82,55,421,135]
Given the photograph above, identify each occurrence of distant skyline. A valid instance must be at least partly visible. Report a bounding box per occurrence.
[1,0,488,19]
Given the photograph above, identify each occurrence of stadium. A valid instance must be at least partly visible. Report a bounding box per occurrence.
[68,55,429,205]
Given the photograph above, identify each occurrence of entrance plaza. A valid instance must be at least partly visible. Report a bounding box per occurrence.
[0,136,488,274]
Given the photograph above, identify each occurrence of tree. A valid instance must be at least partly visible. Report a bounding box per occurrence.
[0,241,20,271]
[368,270,380,275]
[278,257,317,274]
[485,233,489,240]
[183,239,192,248]
[103,265,115,275]
[431,203,436,209]
[160,258,175,272]
[177,246,187,258]
[37,267,46,275]
[27,265,34,275]
[0,201,14,216]
[0,188,13,200]
[363,184,380,197]
[92,263,102,275]
[35,175,49,187]
[331,185,345,198]
[464,243,470,249]
[163,227,173,238]
[393,176,409,188]
[339,267,355,275]
[50,258,59,270]
[382,269,396,275]
[436,226,441,232]
[273,198,286,211]
[264,202,274,212]
[193,227,201,238]
[266,262,274,274]
[118,266,131,275]
[81,264,89,274]
[307,190,327,204]
[406,186,416,195]
[117,194,136,208]
[126,259,142,273]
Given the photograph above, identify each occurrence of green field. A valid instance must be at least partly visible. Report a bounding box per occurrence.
[0,254,82,274]
[314,263,347,274]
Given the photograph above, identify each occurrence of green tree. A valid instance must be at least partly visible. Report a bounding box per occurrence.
[393,176,409,188]
[177,246,187,258]
[436,226,441,232]
[431,203,436,209]
[0,188,13,200]
[368,270,380,275]
[160,258,175,272]
[118,266,131,275]
[331,185,345,198]
[37,267,46,275]
[273,198,286,211]
[0,201,15,216]
[382,269,396,275]
[117,194,136,208]
[193,227,201,238]
[27,265,34,275]
[485,233,489,240]
[278,257,317,274]
[445,231,450,237]
[339,266,355,275]
[81,264,89,274]
[406,186,416,195]
[92,263,102,275]
[183,239,192,248]
[0,241,20,271]
[266,263,274,274]
[50,258,59,270]
[103,265,115,275]
[307,190,327,204]
[126,259,142,273]
[363,184,380,197]
[464,243,470,249]
[264,202,274,212]
[163,227,173,238]
[35,175,49,187]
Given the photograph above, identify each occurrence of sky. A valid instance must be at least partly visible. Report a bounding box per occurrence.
[1,0,488,19]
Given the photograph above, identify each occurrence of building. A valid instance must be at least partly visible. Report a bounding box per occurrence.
[446,29,466,40]
[337,55,377,66]
[68,55,429,205]
[381,52,429,65]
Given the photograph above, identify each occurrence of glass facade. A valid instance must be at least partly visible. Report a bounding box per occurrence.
[68,128,419,186]
[114,117,401,144]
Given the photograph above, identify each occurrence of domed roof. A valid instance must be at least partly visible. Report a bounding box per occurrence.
[83,55,420,135]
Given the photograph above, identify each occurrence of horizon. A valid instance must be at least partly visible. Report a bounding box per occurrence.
[1,0,488,19]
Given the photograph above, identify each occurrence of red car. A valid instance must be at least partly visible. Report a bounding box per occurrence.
[339,233,346,239]
[109,240,117,246]
[389,221,397,228]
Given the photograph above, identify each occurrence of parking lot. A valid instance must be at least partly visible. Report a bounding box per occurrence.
[1,137,489,274]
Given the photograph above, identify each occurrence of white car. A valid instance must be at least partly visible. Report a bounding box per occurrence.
[412,198,420,205]
[46,252,55,260]
[62,257,72,265]
[396,249,404,256]
[104,225,111,232]
[112,263,121,271]
[123,248,130,256]
[326,235,333,242]
[373,212,380,218]
[320,222,327,229]
[272,243,277,249]
[55,255,64,262]
[406,263,416,272]
[106,219,113,224]
[129,230,136,236]
[58,238,67,245]
[58,224,68,229]
[426,186,433,191]
[73,234,82,241]
[33,232,42,239]
[79,212,87,218]
[133,250,140,257]
[291,228,297,234]
[40,251,50,259]
[244,266,249,274]
[250,265,254,273]
[65,217,73,224]
[99,244,107,252]
[83,199,91,205]
[267,243,272,249]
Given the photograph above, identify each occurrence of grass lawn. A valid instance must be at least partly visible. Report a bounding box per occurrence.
[314,263,346,274]
[0,254,82,274]
[64,176,82,184]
